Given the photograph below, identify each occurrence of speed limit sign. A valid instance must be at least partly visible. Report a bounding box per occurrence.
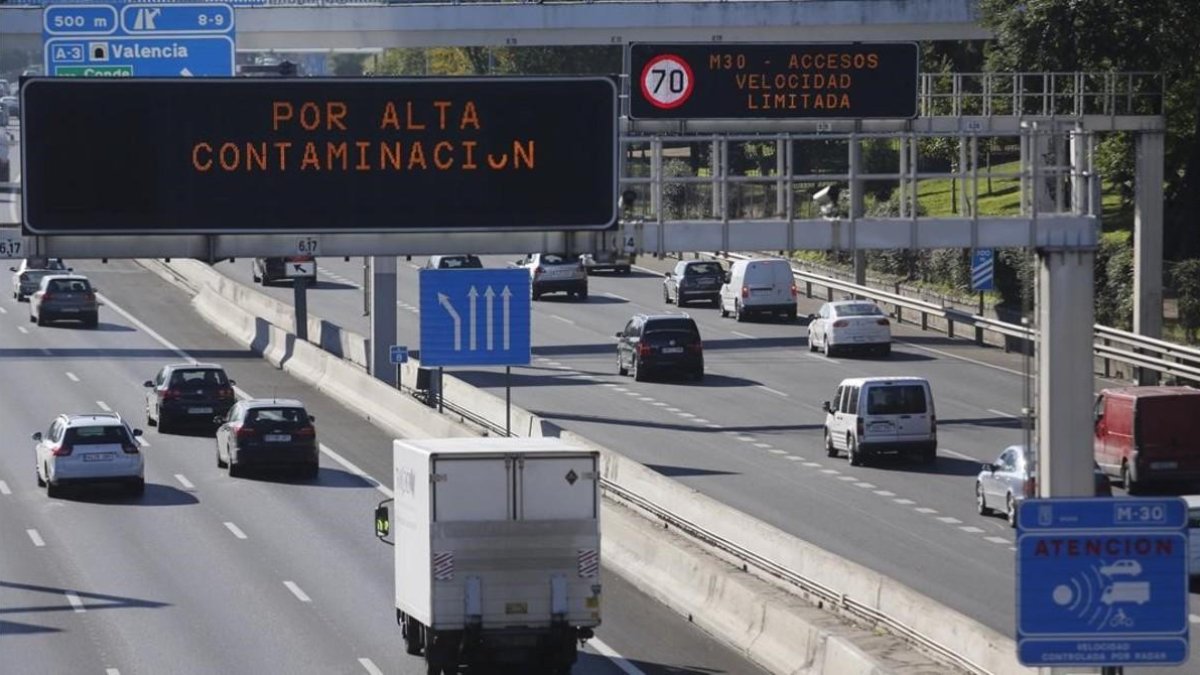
[639,54,694,110]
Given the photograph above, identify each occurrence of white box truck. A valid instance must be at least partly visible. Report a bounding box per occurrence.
[375,437,601,675]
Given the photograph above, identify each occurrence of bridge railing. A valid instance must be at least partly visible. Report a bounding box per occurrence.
[723,253,1200,383]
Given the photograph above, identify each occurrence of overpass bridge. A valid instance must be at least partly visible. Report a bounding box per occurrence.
[1,0,989,52]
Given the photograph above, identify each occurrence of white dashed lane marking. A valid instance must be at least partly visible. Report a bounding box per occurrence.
[17,325,27,334]
[551,315,575,325]
[960,526,985,534]
[65,372,79,382]
[754,443,772,449]
[96,400,112,412]
[174,474,194,490]
[837,476,857,482]
[820,469,840,475]
[358,658,384,675]
[283,581,312,603]
[0,481,10,495]
[985,536,1011,545]
[915,507,938,514]
[854,482,876,489]
[874,490,896,497]
[224,522,248,540]
[65,592,85,613]
[894,498,916,505]
[26,529,45,547]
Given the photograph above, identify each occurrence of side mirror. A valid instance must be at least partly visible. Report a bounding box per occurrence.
[615,331,623,338]
[132,429,143,437]
[67,268,74,272]
[31,431,42,441]
[308,415,316,423]
[8,266,15,272]
[807,314,817,322]
[229,379,236,386]
[982,463,996,473]
[821,401,831,413]
[143,380,154,388]
[375,503,392,542]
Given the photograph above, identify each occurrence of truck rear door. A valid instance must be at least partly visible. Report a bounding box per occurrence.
[433,457,511,522]
[518,454,597,520]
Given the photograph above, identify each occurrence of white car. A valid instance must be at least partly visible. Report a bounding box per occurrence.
[10,256,70,302]
[807,300,892,357]
[34,413,145,497]
[510,253,587,301]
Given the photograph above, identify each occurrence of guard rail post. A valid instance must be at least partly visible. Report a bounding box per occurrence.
[974,293,985,346]
[921,310,928,332]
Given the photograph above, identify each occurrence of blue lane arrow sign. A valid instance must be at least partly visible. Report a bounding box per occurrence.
[420,269,531,367]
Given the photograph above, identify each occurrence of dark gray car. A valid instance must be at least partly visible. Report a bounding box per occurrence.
[29,275,99,328]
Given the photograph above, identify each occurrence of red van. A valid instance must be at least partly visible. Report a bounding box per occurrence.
[1093,386,1200,493]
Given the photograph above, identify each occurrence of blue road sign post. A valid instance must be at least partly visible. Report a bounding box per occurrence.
[971,248,994,292]
[1017,497,1189,667]
[44,3,235,77]
[419,269,531,368]
[389,345,408,365]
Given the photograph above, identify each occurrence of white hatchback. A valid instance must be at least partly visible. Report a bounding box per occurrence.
[807,300,892,357]
[34,413,144,497]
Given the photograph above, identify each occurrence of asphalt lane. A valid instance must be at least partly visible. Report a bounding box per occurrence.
[0,259,765,675]
[210,253,1200,666]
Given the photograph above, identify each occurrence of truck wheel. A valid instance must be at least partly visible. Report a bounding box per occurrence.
[719,299,729,318]
[578,287,588,300]
[403,616,424,655]
[847,436,863,467]
[617,353,628,376]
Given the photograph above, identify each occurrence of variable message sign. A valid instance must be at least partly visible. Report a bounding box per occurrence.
[629,43,918,120]
[1017,497,1189,667]
[21,77,618,235]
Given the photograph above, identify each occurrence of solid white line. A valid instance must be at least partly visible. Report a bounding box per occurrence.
[895,338,1026,377]
[17,325,27,334]
[283,581,312,603]
[0,481,9,495]
[96,400,112,412]
[731,330,757,339]
[551,315,575,325]
[174,474,194,490]
[65,371,79,382]
[319,443,391,498]
[590,637,650,675]
[65,592,85,613]
[985,536,1011,545]
[27,529,45,547]
[987,408,1018,418]
[99,294,195,362]
[805,352,840,365]
[940,448,977,462]
[358,658,384,675]
[224,522,248,540]
[604,292,629,301]
[757,385,789,398]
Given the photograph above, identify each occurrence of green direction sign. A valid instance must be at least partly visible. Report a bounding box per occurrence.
[55,65,134,77]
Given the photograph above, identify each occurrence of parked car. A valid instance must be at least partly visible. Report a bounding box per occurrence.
[252,256,317,286]
[615,313,704,382]
[976,444,1113,527]
[663,260,724,307]
[33,413,144,497]
[215,399,318,478]
[718,258,797,322]
[1094,386,1200,493]
[823,376,937,466]
[425,254,483,270]
[29,274,99,328]
[808,300,892,357]
[144,363,237,434]
[510,253,587,301]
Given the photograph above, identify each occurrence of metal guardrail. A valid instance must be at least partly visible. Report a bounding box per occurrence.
[723,253,1200,383]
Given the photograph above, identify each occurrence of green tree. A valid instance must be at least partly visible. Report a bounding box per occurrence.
[328,53,367,77]
[1171,259,1200,342]
[979,0,1200,257]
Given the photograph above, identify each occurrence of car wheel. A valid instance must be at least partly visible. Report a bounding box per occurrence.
[146,407,157,427]
[719,299,729,318]
[823,337,834,358]
[158,411,172,435]
[304,463,319,480]
[128,478,145,497]
[735,301,746,323]
[403,615,424,655]
[29,312,36,324]
[880,343,892,358]
[532,291,542,301]
[824,429,838,458]
[84,314,98,329]
[847,435,863,466]
[976,482,991,515]
[710,296,720,309]
[1006,492,1018,528]
[578,288,588,300]
[617,352,628,376]
[921,446,937,465]
[46,476,60,498]
[216,444,227,468]
[663,286,672,304]
[808,330,818,352]
[690,368,704,382]
[1122,463,1139,495]
[632,358,646,382]
[36,467,45,487]
[787,308,797,322]
[228,458,242,478]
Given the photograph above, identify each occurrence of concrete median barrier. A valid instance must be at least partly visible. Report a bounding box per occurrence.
[142,257,1026,675]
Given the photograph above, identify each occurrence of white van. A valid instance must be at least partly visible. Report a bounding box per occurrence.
[822,376,937,466]
[718,258,797,322]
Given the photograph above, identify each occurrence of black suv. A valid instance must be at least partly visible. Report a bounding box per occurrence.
[144,363,237,434]
[616,314,704,382]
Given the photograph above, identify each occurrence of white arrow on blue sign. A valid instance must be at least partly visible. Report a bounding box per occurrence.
[419,269,531,367]
[971,248,994,292]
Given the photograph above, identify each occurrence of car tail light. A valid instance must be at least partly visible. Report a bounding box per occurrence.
[50,444,72,457]
[295,426,316,438]
[160,389,182,401]
[876,318,890,326]
[83,292,96,302]
[637,342,651,357]
[235,425,256,440]
[833,320,848,328]
[216,387,234,400]
[741,286,749,298]
[1024,476,1037,498]
[687,341,703,354]
[40,292,55,302]
[790,283,798,298]
[122,443,140,455]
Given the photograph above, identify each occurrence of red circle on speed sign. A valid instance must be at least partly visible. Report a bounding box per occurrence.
[640,54,694,110]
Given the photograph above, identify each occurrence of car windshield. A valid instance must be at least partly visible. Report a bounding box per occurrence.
[837,303,884,317]
[440,256,482,269]
[65,425,132,446]
[684,263,722,276]
[246,407,307,425]
[169,369,229,388]
[47,279,90,293]
[865,385,927,415]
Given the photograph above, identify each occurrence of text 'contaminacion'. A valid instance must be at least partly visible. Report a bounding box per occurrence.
[191,100,536,173]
